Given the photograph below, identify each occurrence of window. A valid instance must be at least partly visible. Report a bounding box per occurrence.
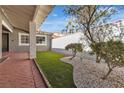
[36,35,47,45]
[19,33,29,46]
[21,35,29,44]
[19,33,47,46]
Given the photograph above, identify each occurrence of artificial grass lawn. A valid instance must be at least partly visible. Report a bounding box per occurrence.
[36,51,76,88]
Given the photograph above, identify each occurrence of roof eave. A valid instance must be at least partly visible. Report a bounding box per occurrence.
[32,5,53,29]
[1,8,13,32]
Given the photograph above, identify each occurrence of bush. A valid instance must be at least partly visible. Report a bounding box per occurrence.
[90,40,124,79]
[65,43,83,60]
[90,42,105,63]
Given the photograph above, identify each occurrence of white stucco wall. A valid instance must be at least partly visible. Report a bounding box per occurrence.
[52,20,124,51]
[52,32,91,51]
[52,32,82,49]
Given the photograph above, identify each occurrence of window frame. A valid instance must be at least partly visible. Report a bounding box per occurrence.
[36,35,47,46]
[18,33,47,46]
[19,33,29,46]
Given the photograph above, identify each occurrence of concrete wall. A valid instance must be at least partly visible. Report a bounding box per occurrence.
[9,28,51,52]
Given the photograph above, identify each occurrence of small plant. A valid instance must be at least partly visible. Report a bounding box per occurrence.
[90,40,124,80]
[101,40,124,79]
[65,43,83,60]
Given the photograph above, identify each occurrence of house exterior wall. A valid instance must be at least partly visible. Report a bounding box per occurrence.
[9,28,51,52]
[37,35,52,51]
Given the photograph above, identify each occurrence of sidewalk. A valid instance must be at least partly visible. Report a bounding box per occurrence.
[0,52,46,88]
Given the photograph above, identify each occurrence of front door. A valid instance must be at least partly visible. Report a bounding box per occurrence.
[2,33,9,52]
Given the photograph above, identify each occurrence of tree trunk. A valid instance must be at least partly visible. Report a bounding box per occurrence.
[96,54,101,63]
[102,68,113,80]
[70,51,77,60]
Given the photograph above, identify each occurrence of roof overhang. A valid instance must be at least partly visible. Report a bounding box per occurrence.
[0,8,13,32]
[1,5,53,32]
[33,5,53,29]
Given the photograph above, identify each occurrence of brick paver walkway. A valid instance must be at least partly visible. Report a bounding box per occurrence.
[0,52,46,88]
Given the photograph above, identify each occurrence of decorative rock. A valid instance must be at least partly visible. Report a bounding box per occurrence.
[60,56,124,88]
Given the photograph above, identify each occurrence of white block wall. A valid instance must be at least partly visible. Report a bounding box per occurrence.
[52,32,82,49]
[52,20,124,51]
[52,32,92,51]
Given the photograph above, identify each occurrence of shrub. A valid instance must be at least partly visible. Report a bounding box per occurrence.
[65,43,83,60]
[91,40,124,79]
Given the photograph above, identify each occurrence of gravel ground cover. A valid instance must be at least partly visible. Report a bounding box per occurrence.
[60,56,124,88]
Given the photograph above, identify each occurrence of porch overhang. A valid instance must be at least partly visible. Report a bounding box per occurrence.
[0,5,53,59]
[1,5,53,32]
[0,8,13,32]
[33,5,53,29]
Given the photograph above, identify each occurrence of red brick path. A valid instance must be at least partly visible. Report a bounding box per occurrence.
[0,52,46,88]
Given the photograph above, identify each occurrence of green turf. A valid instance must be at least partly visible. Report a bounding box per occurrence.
[35,51,76,88]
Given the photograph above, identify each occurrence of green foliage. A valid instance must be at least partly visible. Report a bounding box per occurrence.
[65,18,80,34]
[36,51,76,88]
[65,43,83,60]
[64,5,123,79]
[102,40,124,66]
[65,43,83,52]
[90,42,104,56]
[91,40,124,66]
[90,40,124,79]
[64,5,117,43]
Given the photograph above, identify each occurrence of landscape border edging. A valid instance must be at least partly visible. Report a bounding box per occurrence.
[60,57,78,88]
[33,59,52,88]
[0,57,10,63]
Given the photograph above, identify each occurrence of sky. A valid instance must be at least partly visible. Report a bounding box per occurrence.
[40,5,124,33]
[40,5,67,32]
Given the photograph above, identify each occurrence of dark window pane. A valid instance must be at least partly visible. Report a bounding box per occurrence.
[36,36,46,44]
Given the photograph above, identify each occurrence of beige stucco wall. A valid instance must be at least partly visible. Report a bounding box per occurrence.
[9,28,51,52]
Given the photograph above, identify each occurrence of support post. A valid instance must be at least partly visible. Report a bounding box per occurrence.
[0,10,2,59]
[29,21,36,59]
